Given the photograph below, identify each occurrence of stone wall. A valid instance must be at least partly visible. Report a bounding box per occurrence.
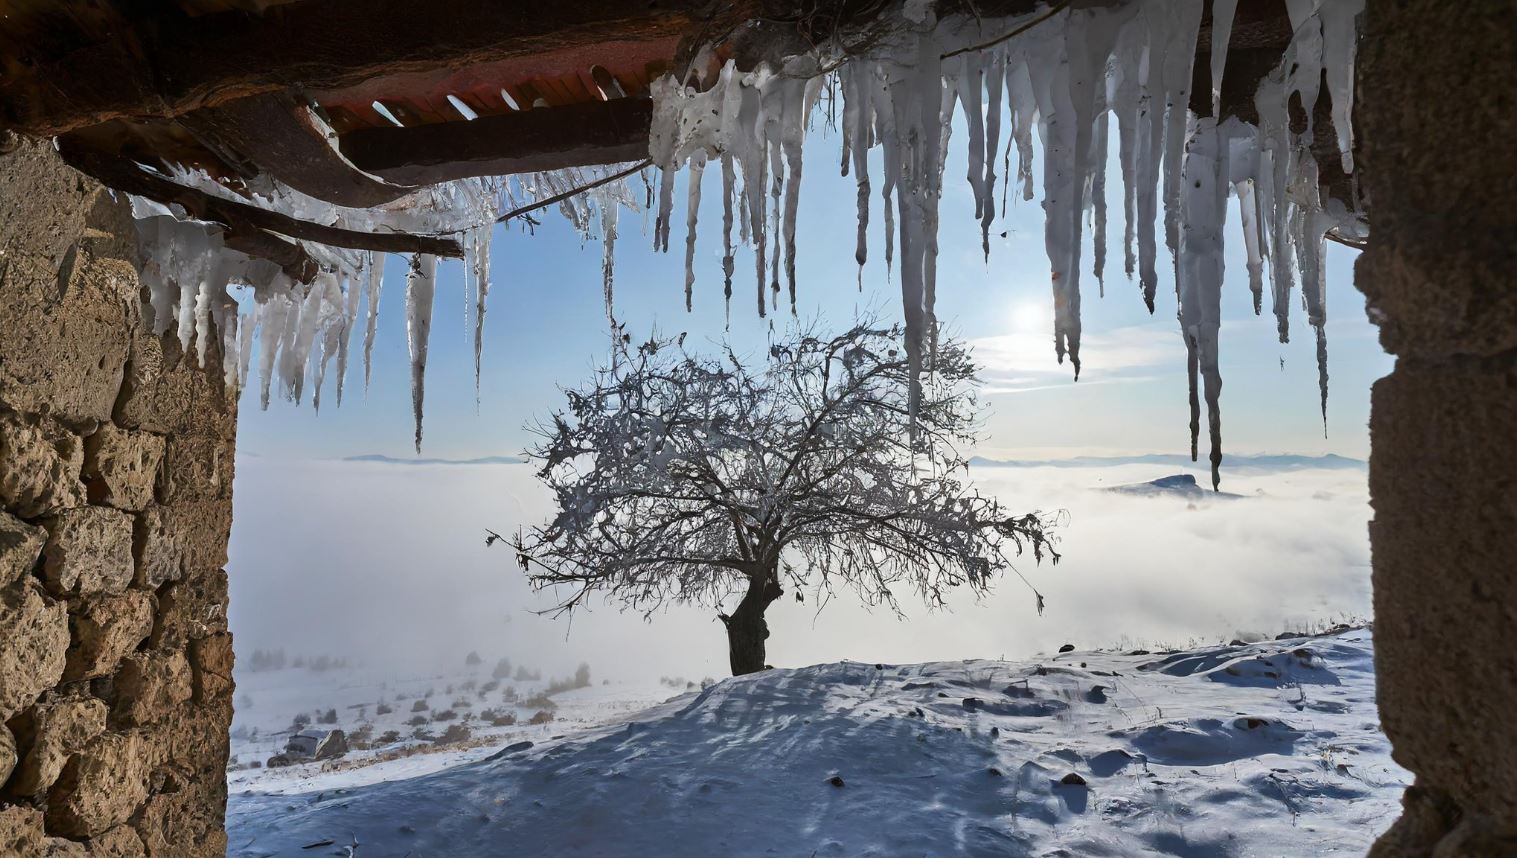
[1359,2,1517,855]
[0,139,236,857]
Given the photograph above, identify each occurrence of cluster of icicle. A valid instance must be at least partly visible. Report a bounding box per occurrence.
[647,0,1366,487]
[129,163,639,451]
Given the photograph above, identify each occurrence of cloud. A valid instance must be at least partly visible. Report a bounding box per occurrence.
[968,324,1183,395]
[228,457,1374,684]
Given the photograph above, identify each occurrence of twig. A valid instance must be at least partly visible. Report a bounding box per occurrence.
[494,160,652,225]
[941,0,1071,60]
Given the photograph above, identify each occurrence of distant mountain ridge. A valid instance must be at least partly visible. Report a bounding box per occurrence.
[344,454,527,466]
[968,453,1365,470]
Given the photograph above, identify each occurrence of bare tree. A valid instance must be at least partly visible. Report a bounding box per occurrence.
[497,320,1058,675]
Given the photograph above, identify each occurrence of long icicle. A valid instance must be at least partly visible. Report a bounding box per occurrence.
[405,253,437,453]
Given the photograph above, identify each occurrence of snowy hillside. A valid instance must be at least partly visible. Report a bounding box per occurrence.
[227,629,1404,857]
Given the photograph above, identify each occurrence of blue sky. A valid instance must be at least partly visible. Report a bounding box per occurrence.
[238,120,1390,463]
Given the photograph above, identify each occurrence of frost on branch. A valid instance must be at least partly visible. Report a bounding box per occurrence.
[503,320,1058,675]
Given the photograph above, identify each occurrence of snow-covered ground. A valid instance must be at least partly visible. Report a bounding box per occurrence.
[227,628,1405,857]
[229,663,682,796]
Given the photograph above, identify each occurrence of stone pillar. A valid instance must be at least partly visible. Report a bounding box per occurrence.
[0,139,236,856]
[1359,2,1517,854]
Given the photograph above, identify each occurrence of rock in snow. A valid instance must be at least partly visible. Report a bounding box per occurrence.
[226,630,1405,856]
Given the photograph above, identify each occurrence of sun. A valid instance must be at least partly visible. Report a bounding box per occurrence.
[1010,300,1050,334]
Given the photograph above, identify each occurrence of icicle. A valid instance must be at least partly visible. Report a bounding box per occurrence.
[780,74,823,312]
[599,189,620,327]
[684,151,706,311]
[282,278,324,404]
[981,53,1003,261]
[955,54,989,258]
[237,309,256,394]
[363,251,383,393]
[1159,1,1204,271]
[312,276,344,414]
[256,291,291,411]
[1109,22,1143,280]
[1290,152,1331,429]
[405,254,437,453]
[1006,61,1037,203]
[1209,0,1239,119]
[1237,179,1264,313]
[1177,115,1232,491]
[720,153,736,320]
[1134,5,1167,310]
[1320,0,1365,174]
[473,227,492,401]
[1092,111,1109,295]
[336,271,361,407]
[842,62,873,271]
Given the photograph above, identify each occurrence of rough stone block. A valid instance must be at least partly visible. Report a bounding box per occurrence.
[4,695,107,798]
[0,721,15,789]
[189,633,234,704]
[148,569,227,652]
[64,591,154,682]
[82,425,164,512]
[46,836,90,856]
[89,825,147,858]
[111,651,192,727]
[0,581,69,719]
[113,328,235,442]
[155,435,234,506]
[0,804,47,856]
[0,510,46,589]
[141,705,229,789]
[132,775,227,858]
[132,500,231,590]
[0,185,138,427]
[0,411,86,518]
[1370,361,1517,821]
[45,730,151,838]
[42,507,134,597]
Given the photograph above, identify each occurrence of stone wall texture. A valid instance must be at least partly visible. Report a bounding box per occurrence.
[1360,2,1517,856]
[0,138,235,857]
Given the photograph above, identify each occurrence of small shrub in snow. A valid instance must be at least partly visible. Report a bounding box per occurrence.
[412,700,429,713]
[465,651,482,667]
[432,709,459,722]
[436,724,472,745]
[377,730,401,745]
[480,680,499,694]
[492,658,513,680]
[376,703,393,716]
[291,713,311,730]
[407,715,428,727]
[318,708,338,725]
[528,710,553,725]
[521,692,556,710]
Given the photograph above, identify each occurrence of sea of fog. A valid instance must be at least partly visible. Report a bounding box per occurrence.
[227,457,1372,683]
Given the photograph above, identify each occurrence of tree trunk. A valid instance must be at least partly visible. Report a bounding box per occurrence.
[722,566,783,676]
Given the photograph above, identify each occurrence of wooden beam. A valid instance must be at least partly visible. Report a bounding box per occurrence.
[0,0,720,137]
[57,139,464,258]
[339,97,653,186]
[181,92,416,207]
